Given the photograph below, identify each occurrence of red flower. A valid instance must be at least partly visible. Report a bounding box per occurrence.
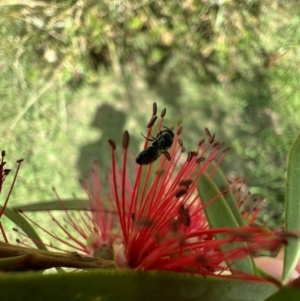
[17,169,119,258]
[107,104,286,277]
[16,103,288,278]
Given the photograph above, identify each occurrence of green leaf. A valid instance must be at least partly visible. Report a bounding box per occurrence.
[264,276,300,301]
[282,132,300,283]
[13,199,89,211]
[197,173,254,274]
[0,269,278,301]
[210,164,245,226]
[1,207,46,250]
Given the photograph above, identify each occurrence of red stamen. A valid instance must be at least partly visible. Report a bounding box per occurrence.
[109,140,125,236]
[0,222,8,243]
[0,158,23,217]
[122,131,129,240]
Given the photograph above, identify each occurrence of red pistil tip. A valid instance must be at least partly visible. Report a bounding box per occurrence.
[147,116,157,128]
[178,179,193,187]
[177,127,183,135]
[175,188,188,198]
[187,151,195,162]
[152,102,157,116]
[223,147,231,153]
[160,108,167,118]
[134,217,155,228]
[209,133,215,144]
[155,169,165,176]
[213,141,223,149]
[122,131,130,149]
[170,219,179,232]
[178,204,185,214]
[177,205,191,227]
[4,169,11,175]
[198,139,205,147]
[108,139,116,150]
[205,128,211,137]
[164,151,171,161]
[196,157,205,164]
[222,187,229,194]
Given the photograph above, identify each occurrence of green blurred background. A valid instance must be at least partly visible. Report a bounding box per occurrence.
[1,0,300,229]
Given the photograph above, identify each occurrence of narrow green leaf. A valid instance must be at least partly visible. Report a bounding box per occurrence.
[282,133,300,283]
[13,199,89,212]
[2,207,46,250]
[0,269,278,301]
[197,173,254,274]
[264,277,300,301]
[210,164,245,226]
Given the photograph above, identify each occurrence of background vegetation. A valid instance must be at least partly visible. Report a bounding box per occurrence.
[1,0,300,229]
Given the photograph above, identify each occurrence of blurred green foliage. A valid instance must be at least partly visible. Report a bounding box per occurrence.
[1,0,300,229]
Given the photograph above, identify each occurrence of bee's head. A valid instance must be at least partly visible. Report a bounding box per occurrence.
[162,126,174,138]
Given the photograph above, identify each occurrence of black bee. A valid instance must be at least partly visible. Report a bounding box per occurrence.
[136,127,174,165]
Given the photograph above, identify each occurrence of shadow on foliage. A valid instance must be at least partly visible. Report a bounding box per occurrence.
[76,104,138,181]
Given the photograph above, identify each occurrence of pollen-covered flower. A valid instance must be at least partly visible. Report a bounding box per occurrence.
[15,103,289,278]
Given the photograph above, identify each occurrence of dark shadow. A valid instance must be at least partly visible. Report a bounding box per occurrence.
[76,104,138,180]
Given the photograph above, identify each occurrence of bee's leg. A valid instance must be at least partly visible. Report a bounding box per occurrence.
[156,130,163,138]
[161,150,171,161]
[140,132,155,142]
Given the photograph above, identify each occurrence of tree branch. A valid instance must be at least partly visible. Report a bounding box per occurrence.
[0,242,115,271]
